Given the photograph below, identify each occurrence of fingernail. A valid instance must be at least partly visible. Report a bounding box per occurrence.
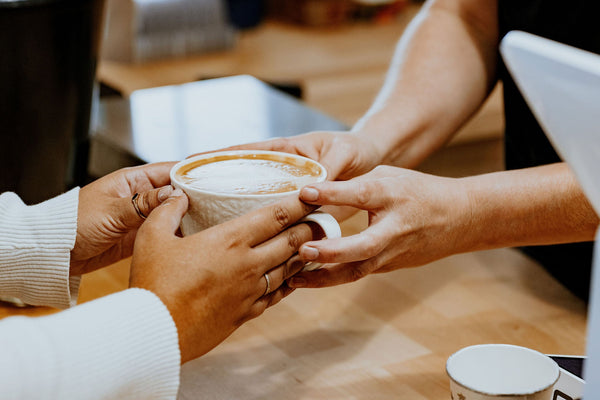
[288,277,306,288]
[300,187,319,202]
[302,246,319,261]
[158,186,174,202]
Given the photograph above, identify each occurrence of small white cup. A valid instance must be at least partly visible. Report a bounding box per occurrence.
[170,150,341,270]
[446,344,560,400]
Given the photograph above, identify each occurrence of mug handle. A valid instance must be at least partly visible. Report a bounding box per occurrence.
[298,211,342,271]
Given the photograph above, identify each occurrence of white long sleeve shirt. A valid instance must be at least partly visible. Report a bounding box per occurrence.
[0,189,180,399]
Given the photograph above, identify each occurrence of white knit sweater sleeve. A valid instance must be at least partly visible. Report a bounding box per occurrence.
[0,189,80,309]
[0,288,181,399]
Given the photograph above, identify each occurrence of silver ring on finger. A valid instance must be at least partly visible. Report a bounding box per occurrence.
[263,272,272,296]
[131,193,147,220]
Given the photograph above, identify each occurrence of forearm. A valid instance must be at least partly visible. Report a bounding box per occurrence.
[354,0,499,168]
[458,163,599,253]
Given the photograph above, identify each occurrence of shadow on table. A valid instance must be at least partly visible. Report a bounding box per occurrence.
[178,271,448,399]
[178,249,587,399]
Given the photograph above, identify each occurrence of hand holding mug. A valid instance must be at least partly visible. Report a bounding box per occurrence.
[130,190,318,363]
[288,165,472,288]
[170,150,342,271]
[222,131,383,181]
[71,162,176,276]
[218,131,386,222]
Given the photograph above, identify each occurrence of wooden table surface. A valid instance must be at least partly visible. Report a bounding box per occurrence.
[1,211,587,399]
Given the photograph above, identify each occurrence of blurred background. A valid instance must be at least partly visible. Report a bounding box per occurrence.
[0,0,503,204]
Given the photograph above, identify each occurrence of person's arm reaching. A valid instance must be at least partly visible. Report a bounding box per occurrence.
[215,0,600,292]
[226,0,500,180]
[286,163,599,288]
[353,0,499,169]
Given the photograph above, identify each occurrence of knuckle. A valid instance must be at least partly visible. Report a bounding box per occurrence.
[348,266,368,282]
[286,227,305,251]
[348,261,376,283]
[298,223,314,242]
[271,137,290,150]
[362,234,384,258]
[120,166,136,176]
[356,181,372,206]
[225,232,245,250]
[238,262,256,281]
[333,138,351,155]
[247,306,265,322]
[272,205,292,229]
[219,221,248,248]
[373,165,390,174]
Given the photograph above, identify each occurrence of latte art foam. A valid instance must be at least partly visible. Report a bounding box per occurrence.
[179,158,321,194]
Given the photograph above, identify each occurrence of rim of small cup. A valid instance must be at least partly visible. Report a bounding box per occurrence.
[446,344,560,397]
[170,150,328,198]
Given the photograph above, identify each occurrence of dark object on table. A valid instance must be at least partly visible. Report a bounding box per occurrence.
[352,0,409,23]
[0,0,105,204]
[226,0,264,29]
[99,82,124,99]
[550,356,585,380]
[265,0,354,26]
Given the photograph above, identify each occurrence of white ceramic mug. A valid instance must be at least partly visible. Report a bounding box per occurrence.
[446,344,560,400]
[170,150,341,270]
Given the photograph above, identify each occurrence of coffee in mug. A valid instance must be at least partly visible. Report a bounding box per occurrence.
[170,150,341,270]
[175,153,323,195]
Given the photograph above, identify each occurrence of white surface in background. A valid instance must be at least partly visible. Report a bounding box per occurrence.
[93,75,347,163]
[501,30,600,399]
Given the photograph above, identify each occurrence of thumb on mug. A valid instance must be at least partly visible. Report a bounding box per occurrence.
[122,185,175,228]
[143,188,188,234]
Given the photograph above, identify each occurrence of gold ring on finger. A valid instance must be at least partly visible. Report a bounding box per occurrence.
[131,193,147,220]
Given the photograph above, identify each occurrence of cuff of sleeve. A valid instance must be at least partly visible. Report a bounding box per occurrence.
[34,289,181,399]
[0,188,80,309]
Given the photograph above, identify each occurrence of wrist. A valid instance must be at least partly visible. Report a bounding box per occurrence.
[352,108,431,169]
[0,189,80,308]
[436,176,478,256]
[453,177,478,253]
[129,278,194,364]
[351,117,402,168]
